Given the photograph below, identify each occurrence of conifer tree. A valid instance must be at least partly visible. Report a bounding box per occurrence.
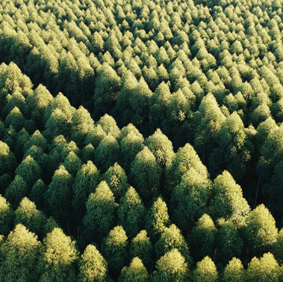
[78,244,109,282]
[117,187,145,238]
[101,226,128,278]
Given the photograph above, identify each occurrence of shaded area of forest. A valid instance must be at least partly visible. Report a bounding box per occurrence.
[1,0,283,281]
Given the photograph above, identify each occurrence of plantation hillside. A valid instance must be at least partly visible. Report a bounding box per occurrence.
[1,0,283,280]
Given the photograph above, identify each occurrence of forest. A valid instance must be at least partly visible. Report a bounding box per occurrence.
[0,0,283,280]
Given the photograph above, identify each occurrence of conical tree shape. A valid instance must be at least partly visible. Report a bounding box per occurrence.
[223,257,246,282]
[193,256,218,282]
[72,161,100,221]
[145,197,170,242]
[213,170,250,228]
[118,187,145,238]
[130,230,153,271]
[190,214,217,262]
[83,181,116,242]
[244,204,278,256]
[155,224,192,266]
[16,155,43,186]
[246,253,280,282]
[170,167,211,230]
[118,257,149,282]
[44,165,73,226]
[78,244,109,282]
[5,175,29,209]
[29,179,47,211]
[15,197,47,239]
[152,249,190,282]
[39,227,79,282]
[130,146,161,201]
[0,195,14,236]
[101,226,128,278]
[0,224,41,282]
[144,128,174,169]
[102,162,129,200]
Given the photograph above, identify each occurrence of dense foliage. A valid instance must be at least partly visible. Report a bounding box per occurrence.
[1,0,283,280]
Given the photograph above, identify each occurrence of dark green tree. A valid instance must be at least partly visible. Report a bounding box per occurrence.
[170,168,211,230]
[0,195,14,236]
[129,230,153,271]
[190,214,217,262]
[129,146,161,201]
[155,224,192,265]
[101,226,128,278]
[14,197,47,238]
[212,170,250,228]
[16,155,42,186]
[244,204,278,256]
[83,181,116,242]
[118,257,149,282]
[5,175,29,209]
[44,165,73,228]
[102,163,129,201]
[215,221,243,265]
[95,135,120,173]
[117,187,145,238]
[145,197,170,241]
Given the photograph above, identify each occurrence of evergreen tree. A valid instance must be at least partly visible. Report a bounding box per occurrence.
[102,163,129,201]
[246,253,280,282]
[170,167,211,230]
[0,195,14,236]
[117,187,145,238]
[223,257,246,282]
[14,197,47,238]
[95,135,120,173]
[118,257,149,282]
[244,204,278,256]
[129,230,153,271]
[39,227,79,282]
[145,197,170,241]
[130,146,161,201]
[16,155,42,186]
[83,181,116,242]
[190,214,217,262]
[5,175,29,209]
[152,249,190,282]
[193,256,218,282]
[0,224,41,282]
[101,226,128,278]
[212,170,250,228]
[78,244,109,282]
[72,161,100,223]
[44,165,73,227]
[155,224,192,265]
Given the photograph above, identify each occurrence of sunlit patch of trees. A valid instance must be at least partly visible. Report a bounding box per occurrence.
[1,0,283,280]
